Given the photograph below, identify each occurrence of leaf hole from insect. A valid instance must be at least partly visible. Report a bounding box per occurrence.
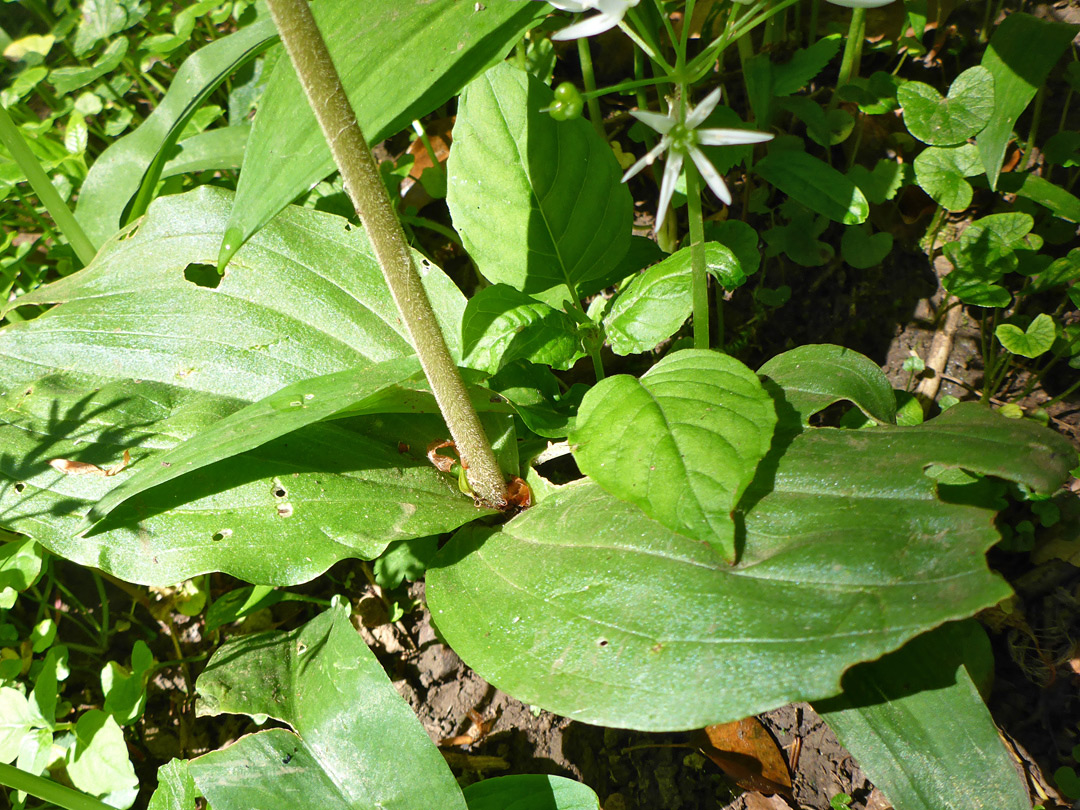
[183,263,223,289]
[597,638,609,647]
[14,483,25,493]
[297,641,307,654]
[273,486,287,498]
[277,503,294,518]
[211,529,232,542]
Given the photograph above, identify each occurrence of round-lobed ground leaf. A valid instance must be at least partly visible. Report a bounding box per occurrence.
[428,404,1074,731]
[603,243,745,355]
[913,143,983,212]
[447,63,631,305]
[0,187,490,587]
[898,66,994,146]
[840,225,893,269]
[941,212,1037,306]
[758,344,897,428]
[995,313,1056,358]
[193,601,467,810]
[755,150,868,224]
[570,350,776,562]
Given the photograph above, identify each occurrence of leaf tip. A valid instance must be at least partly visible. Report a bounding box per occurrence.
[217,226,244,274]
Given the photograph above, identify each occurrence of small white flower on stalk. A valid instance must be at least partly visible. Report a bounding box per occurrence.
[622,87,773,232]
[541,0,640,41]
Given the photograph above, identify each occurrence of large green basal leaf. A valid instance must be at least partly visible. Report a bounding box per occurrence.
[570,350,776,562]
[446,62,632,305]
[816,621,1030,810]
[223,0,544,265]
[0,187,487,586]
[463,775,601,810]
[192,601,467,810]
[754,150,868,225]
[427,404,1074,731]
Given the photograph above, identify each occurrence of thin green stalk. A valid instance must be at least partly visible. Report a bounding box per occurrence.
[808,0,820,43]
[684,159,710,349]
[1020,85,1044,171]
[576,38,606,140]
[0,106,97,265]
[1042,374,1080,408]
[264,0,507,506]
[515,38,527,71]
[837,7,866,87]
[0,763,114,810]
[411,119,445,183]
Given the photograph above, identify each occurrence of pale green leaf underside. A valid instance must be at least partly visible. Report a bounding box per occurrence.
[447,63,632,304]
[193,603,467,810]
[428,404,1074,730]
[228,0,543,259]
[995,313,1056,358]
[0,188,485,586]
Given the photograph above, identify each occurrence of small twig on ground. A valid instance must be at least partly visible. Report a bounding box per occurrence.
[916,297,963,404]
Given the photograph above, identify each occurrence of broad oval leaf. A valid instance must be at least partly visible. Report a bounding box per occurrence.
[447,62,632,304]
[193,602,467,810]
[570,350,776,561]
[463,775,601,810]
[913,143,983,212]
[603,243,745,355]
[462,284,584,374]
[816,621,1031,810]
[0,188,488,586]
[223,0,544,265]
[757,344,897,428]
[428,404,1074,731]
[754,150,868,224]
[897,66,994,146]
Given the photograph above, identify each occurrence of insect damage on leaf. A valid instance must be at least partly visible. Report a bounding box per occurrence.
[49,450,131,477]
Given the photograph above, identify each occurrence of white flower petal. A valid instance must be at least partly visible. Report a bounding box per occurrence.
[696,128,774,146]
[630,108,675,134]
[686,87,723,129]
[620,138,670,182]
[689,146,731,205]
[654,151,684,233]
[552,12,620,39]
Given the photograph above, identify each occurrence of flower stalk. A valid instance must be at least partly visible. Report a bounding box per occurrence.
[264,0,507,507]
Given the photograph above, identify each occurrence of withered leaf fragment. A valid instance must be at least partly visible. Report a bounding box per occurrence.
[691,716,793,797]
[49,450,131,478]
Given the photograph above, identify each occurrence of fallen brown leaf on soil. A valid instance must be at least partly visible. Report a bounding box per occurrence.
[49,449,131,477]
[691,716,793,797]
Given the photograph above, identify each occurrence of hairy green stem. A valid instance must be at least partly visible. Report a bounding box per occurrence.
[576,38,606,140]
[0,106,97,266]
[0,763,114,810]
[265,0,506,507]
[684,159,710,349]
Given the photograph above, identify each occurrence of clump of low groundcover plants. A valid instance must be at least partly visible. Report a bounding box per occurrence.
[0,0,1078,807]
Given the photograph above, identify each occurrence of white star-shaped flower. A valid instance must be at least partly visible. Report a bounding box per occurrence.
[622,87,774,232]
[538,0,640,41]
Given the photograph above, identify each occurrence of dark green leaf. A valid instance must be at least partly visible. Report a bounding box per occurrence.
[447,63,631,305]
[848,160,904,205]
[997,173,1080,223]
[840,226,893,269]
[193,602,467,810]
[463,775,600,810]
[816,622,1029,810]
[570,350,776,561]
[374,536,439,591]
[224,0,544,265]
[758,344,896,428]
[427,404,1074,730]
[755,150,868,224]
[49,37,128,95]
[771,35,842,96]
[205,585,284,632]
[978,13,1079,189]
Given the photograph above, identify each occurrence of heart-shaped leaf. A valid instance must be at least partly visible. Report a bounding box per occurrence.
[570,350,776,561]
[603,243,746,356]
[0,188,489,586]
[758,344,897,428]
[427,404,1074,731]
[941,213,1039,306]
[898,66,994,146]
[996,313,1056,358]
[447,63,632,305]
[192,601,468,810]
[848,159,905,205]
[913,143,983,212]
[462,284,584,374]
[840,225,893,269]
